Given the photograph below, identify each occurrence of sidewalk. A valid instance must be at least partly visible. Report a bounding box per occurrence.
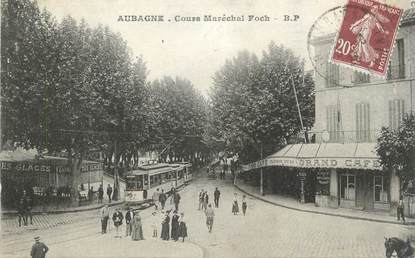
[2,174,125,216]
[234,179,415,226]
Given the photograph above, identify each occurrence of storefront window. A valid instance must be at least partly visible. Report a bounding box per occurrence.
[374,175,388,202]
[340,175,355,200]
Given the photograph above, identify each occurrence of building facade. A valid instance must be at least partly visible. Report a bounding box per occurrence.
[241,8,415,214]
[309,8,415,212]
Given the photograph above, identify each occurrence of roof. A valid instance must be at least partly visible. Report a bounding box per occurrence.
[0,150,100,165]
[128,163,173,176]
[243,143,382,171]
[402,8,415,26]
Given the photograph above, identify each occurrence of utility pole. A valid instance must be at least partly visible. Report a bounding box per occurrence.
[260,142,264,196]
[113,139,120,201]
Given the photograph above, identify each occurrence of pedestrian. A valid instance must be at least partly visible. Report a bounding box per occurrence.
[125,207,134,237]
[203,191,209,210]
[152,188,160,210]
[205,204,215,233]
[173,191,181,212]
[17,198,26,227]
[397,195,406,224]
[214,187,221,208]
[232,193,239,215]
[112,208,124,238]
[131,211,144,241]
[242,195,247,216]
[159,189,167,210]
[170,187,175,205]
[88,186,94,202]
[20,190,29,226]
[31,236,48,258]
[198,189,204,210]
[107,184,112,203]
[178,212,188,242]
[100,205,110,234]
[161,210,170,240]
[171,210,180,241]
[151,211,158,237]
[98,184,104,204]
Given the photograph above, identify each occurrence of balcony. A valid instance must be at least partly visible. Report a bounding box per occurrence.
[309,130,380,144]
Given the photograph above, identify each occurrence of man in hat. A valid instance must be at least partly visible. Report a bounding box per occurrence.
[31,236,48,258]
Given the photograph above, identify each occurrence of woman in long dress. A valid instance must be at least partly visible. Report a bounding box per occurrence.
[232,193,239,215]
[161,210,170,240]
[178,213,188,242]
[171,210,180,241]
[131,212,144,241]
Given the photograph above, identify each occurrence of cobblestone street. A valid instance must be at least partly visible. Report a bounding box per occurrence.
[2,175,414,258]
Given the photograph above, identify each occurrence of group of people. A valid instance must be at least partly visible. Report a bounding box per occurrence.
[232,193,247,216]
[152,188,182,211]
[158,209,187,242]
[100,205,144,240]
[197,187,248,233]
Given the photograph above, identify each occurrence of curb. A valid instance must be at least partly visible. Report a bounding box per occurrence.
[1,201,125,216]
[234,183,415,226]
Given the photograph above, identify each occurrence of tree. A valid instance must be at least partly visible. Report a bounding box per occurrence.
[210,42,315,163]
[147,76,209,162]
[377,114,415,192]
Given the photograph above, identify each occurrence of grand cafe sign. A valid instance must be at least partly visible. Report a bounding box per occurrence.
[242,157,382,171]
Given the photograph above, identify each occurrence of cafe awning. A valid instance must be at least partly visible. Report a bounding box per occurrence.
[241,143,382,171]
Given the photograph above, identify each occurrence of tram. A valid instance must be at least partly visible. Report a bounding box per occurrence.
[125,162,192,205]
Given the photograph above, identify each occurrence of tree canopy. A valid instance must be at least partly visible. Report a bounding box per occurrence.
[210,43,315,163]
[377,114,415,191]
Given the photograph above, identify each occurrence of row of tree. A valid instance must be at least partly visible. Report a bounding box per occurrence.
[1,0,210,200]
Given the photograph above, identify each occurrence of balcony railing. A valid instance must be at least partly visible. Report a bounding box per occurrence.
[309,130,380,144]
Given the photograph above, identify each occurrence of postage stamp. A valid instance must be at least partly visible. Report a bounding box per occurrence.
[330,0,403,77]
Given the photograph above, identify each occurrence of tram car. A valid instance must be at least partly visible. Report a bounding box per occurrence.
[179,162,193,183]
[125,162,192,205]
[125,163,175,205]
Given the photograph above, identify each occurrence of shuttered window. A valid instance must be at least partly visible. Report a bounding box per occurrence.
[356,103,370,142]
[326,63,339,87]
[326,105,341,142]
[388,99,405,131]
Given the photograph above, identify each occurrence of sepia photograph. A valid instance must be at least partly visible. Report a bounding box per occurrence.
[1,0,415,257]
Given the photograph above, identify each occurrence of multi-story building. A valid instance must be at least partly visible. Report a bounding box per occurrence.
[308,8,415,212]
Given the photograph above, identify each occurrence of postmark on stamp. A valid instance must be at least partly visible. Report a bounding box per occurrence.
[330,0,403,77]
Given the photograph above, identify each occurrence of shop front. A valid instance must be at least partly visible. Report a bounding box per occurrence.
[0,152,104,208]
[242,143,399,212]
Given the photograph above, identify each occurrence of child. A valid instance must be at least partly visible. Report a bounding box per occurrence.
[242,195,247,216]
[151,211,158,237]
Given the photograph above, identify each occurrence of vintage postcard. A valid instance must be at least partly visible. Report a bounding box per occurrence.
[1,0,415,258]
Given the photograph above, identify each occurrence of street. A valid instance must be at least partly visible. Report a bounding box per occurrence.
[1,174,413,258]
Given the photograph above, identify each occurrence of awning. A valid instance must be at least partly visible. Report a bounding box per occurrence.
[242,143,382,171]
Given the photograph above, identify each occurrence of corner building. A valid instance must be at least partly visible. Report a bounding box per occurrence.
[309,8,415,212]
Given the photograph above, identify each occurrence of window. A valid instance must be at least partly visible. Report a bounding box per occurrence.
[326,63,340,87]
[387,39,405,80]
[326,105,341,142]
[353,71,370,84]
[340,175,355,200]
[356,103,370,142]
[389,99,405,131]
[374,176,389,202]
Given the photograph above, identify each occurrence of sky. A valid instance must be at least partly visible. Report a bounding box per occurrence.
[37,0,413,97]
